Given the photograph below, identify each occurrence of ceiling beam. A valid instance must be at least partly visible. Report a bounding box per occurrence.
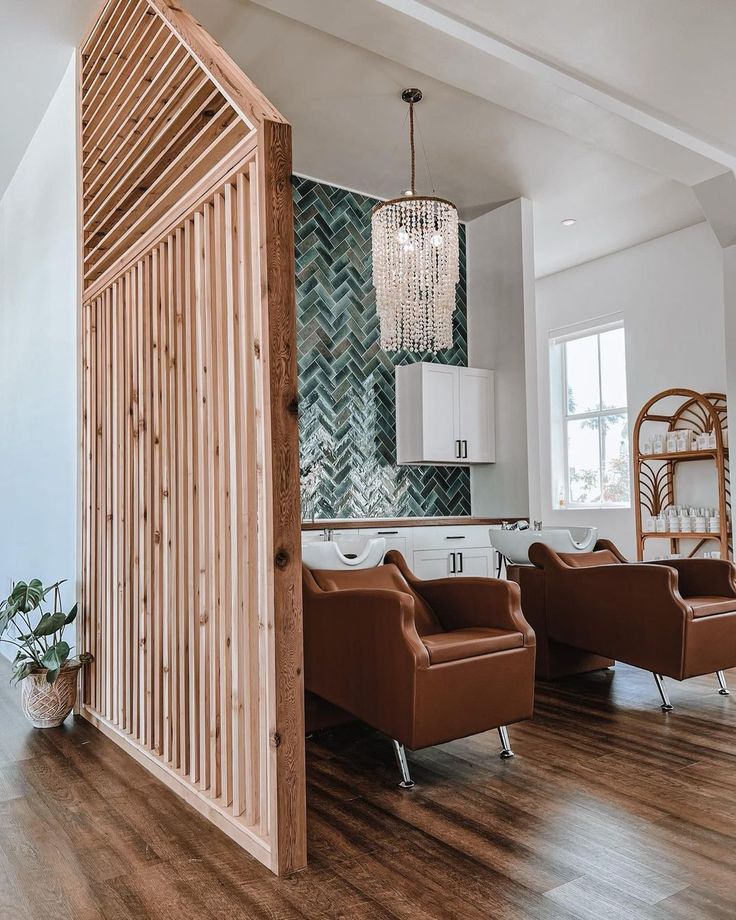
[250,0,736,185]
[374,0,736,176]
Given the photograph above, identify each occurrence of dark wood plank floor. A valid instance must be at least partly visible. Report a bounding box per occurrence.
[1,660,735,919]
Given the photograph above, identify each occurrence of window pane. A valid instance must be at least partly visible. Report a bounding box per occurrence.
[601,413,630,504]
[567,417,601,503]
[565,335,600,414]
[600,328,627,410]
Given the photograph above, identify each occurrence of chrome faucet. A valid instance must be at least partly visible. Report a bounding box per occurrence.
[533,520,543,532]
[323,528,335,542]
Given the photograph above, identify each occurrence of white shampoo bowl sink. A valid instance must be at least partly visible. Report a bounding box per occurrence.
[302,535,386,570]
[490,527,598,565]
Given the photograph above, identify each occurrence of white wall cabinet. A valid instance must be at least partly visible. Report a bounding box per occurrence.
[396,363,495,465]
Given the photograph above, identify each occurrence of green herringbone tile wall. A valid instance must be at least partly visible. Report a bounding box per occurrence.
[294,175,471,520]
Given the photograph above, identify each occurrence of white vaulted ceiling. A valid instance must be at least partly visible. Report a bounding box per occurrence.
[0,0,93,197]
[2,0,732,276]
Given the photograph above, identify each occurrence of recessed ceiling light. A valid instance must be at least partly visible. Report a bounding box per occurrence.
[561,218,576,226]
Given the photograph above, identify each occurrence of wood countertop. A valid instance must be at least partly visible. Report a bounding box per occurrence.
[301,516,525,531]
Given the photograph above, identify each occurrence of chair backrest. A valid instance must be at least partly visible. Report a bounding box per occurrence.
[556,549,623,567]
[307,563,442,636]
[529,540,627,570]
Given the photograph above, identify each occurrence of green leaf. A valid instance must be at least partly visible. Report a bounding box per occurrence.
[9,580,44,613]
[35,612,65,638]
[41,641,68,670]
[64,603,78,625]
[45,668,60,685]
[10,662,33,685]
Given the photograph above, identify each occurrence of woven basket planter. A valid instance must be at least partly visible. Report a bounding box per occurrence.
[20,660,82,728]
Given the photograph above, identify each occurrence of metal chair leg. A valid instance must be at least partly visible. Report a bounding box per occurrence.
[716,670,730,695]
[392,740,415,789]
[498,725,515,759]
[653,673,674,711]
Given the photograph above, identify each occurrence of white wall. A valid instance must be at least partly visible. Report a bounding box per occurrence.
[532,221,726,557]
[467,199,535,519]
[0,55,77,659]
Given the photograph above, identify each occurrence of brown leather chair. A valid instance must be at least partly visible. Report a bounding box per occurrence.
[303,550,536,786]
[529,539,736,709]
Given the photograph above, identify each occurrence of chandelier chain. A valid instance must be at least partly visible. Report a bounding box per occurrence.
[409,101,416,194]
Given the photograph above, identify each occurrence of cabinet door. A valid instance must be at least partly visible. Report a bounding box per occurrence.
[458,369,494,462]
[455,548,494,578]
[412,549,455,580]
[422,364,460,462]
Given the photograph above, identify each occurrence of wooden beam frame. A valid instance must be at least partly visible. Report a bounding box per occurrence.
[77,0,305,876]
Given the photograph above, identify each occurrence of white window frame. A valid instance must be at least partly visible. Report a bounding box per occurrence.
[549,314,630,510]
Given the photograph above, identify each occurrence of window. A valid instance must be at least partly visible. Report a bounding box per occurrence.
[549,317,630,508]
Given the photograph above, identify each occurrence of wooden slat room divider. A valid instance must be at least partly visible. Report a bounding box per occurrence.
[77,0,305,875]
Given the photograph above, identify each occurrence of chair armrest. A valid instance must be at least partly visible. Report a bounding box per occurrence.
[412,577,534,644]
[648,558,736,599]
[383,549,533,642]
[303,587,428,740]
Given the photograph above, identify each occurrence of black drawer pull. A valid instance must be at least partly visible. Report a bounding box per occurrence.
[450,552,456,574]
[445,535,466,540]
[377,530,399,535]
[457,552,463,573]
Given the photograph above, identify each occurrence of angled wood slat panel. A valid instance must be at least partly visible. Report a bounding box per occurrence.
[80,0,256,290]
[78,0,305,876]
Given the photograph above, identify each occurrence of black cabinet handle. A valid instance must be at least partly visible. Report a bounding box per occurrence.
[455,439,461,458]
[445,535,466,540]
[449,552,456,574]
[462,440,468,459]
[458,552,463,573]
[377,530,399,535]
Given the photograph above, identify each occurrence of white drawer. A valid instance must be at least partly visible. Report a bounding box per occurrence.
[412,524,492,551]
[359,527,414,559]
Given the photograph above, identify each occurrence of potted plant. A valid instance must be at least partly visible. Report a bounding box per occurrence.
[0,579,92,728]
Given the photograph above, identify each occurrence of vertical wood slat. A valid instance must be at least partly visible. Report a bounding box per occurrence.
[131,262,141,740]
[184,216,199,785]
[164,235,177,769]
[193,208,211,793]
[123,270,133,733]
[203,200,219,800]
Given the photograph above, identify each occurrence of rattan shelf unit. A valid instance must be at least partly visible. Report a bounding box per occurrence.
[633,389,731,561]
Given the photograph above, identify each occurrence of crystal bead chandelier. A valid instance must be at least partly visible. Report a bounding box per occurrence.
[372,88,459,353]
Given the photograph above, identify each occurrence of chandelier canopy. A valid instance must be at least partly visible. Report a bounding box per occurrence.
[371,88,459,353]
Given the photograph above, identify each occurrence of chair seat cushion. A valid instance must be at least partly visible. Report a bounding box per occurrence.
[421,627,524,665]
[685,595,736,618]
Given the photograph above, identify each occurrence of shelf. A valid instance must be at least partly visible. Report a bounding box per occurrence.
[634,390,730,560]
[636,449,727,463]
[642,532,720,540]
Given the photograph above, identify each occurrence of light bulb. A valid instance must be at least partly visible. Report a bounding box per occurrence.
[430,233,443,247]
[396,229,409,244]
